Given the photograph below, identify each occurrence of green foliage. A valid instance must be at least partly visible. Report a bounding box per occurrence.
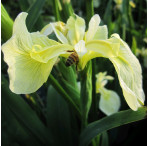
[80,107,147,146]
[1,4,13,41]
[2,75,53,146]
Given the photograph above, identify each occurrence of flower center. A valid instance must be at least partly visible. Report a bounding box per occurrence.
[74,40,87,58]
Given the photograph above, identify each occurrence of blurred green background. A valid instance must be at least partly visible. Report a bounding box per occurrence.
[1,0,147,146]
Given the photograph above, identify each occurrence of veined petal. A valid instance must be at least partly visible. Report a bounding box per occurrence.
[31,32,60,47]
[109,34,145,110]
[99,88,121,116]
[13,12,32,53]
[40,24,53,36]
[30,44,74,63]
[67,15,85,45]
[86,14,101,42]
[93,25,108,40]
[2,13,63,94]
[79,40,120,70]
[50,23,69,44]
[2,37,57,94]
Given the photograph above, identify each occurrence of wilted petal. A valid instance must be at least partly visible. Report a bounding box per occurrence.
[99,88,121,116]
[67,15,85,45]
[108,34,145,110]
[86,14,101,42]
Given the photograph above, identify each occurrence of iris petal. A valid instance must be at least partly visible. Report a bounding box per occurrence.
[108,34,145,110]
[50,23,69,44]
[67,15,85,45]
[86,14,101,42]
[93,25,108,40]
[2,36,57,94]
[2,12,63,94]
[99,88,121,116]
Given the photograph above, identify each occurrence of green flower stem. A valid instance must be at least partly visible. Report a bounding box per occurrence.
[48,74,81,119]
[79,0,95,130]
[1,3,13,42]
[128,0,134,36]
[52,0,61,21]
[86,1,99,145]
[86,0,98,122]
[80,62,92,129]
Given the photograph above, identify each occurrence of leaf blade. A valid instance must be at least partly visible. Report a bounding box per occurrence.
[80,107,147,146]
[1,75,53,145]
[26,0,45,31]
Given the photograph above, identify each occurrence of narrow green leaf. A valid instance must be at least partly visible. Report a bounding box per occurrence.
[58,58,78,89]
[80,61,92,128]
[131,37,137,54]
[80,107,147,146]
[19,0,30,11]
[19,0,44,34]
[60,0,74,21]
[2,99,41,146]
[1,3,13,41]
[52,0,61,21]
[1,75,53,145]
[26,0,46,31]
[60,78,80,107]
[47,86,73,146]
[86,0,94,24]
[101,131,109,146]
[103,0,112,35]
[48,74,81,119]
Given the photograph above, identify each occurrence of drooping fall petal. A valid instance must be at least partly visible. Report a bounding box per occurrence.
[2,12,70,94]
[108,34,145,110]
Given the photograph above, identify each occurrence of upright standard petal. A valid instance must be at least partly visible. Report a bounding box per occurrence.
[93,25,108,40]
[67,15,85,45]
[108,34,145,110]
[86,14,101,42]
[96,72,114,92]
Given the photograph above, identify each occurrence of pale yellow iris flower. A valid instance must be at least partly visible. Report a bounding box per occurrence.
[2,12,145,111]
[96,72,120,115]
[2,13,73,94]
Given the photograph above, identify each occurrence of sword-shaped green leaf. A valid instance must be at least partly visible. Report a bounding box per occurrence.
[1,75,53,145]
[80,107,147,146]
[26,0,45,31]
